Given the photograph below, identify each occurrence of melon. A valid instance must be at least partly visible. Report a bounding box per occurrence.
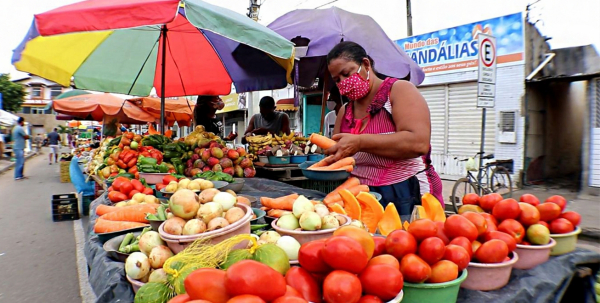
[134,282,174,303]
[221,249,253,270]
[170,264,206,295]
[252,244,290,275]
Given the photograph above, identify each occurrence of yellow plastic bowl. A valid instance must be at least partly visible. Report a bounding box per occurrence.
[550,227,581,256]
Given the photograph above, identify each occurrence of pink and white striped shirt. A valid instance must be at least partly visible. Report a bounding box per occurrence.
[340,78,425,187]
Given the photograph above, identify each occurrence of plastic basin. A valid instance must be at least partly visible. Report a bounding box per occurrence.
[550,227,581,256]
[386,290,404,303]
[270,214,351,245]
[148,219,165,232]
[298,161,350,181]
[96,225,148,244]
[158,204,253,254]
[307,154,325,161]
[461,251,518,291]
[514,238,556,269]
[268,156,291,165]
[369,192,382,201]
[126,275,145,294]
[221,178,245,193]
[238,194,259,208]
[258,156,269,163]
[102,231,143,262]
[290,155,308,164]
[402,270,467,303]
[251,208,266,224]
[138,172,169,185]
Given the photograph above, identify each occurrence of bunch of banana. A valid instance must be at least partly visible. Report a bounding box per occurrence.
[247,133,273,154]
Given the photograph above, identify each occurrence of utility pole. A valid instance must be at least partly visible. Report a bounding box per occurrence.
[247,0,261,21]
[406,0,413,36]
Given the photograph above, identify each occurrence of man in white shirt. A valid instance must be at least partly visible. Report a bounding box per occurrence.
[323,86,347,138]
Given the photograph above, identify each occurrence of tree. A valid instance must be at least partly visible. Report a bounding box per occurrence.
[0,74,26,112]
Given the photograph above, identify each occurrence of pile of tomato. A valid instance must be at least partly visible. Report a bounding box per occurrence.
[107,176,154,203]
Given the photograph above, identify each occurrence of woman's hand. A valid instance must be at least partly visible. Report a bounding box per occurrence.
[325,133,361,162]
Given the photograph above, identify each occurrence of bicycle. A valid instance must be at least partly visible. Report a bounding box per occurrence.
[450,152,513,213]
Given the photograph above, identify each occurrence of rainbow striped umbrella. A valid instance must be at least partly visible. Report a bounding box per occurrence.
[12,0,295,130]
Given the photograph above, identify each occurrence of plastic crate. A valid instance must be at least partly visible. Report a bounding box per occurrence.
[59,161,71,183]
[298,179,345,194]
[52,193,80,222]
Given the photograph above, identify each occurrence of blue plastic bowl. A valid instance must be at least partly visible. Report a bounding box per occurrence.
[369,192,382,201]
[307,154,325,161]
[268,156,291,165]
[298,161,350,181]
[290,155,308,164]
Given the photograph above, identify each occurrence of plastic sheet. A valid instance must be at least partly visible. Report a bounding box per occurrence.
[70,156,95,196]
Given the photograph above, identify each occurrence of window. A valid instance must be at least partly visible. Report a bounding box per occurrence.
[21,107,31,114]
[498,111,517,144]
[31,87,42,98]
[50,87,63,98]
[32,107,46,114]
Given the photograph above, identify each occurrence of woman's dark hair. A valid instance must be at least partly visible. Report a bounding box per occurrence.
[326,41,375,71]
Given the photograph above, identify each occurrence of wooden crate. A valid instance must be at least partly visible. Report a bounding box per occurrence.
[60,160,71,183]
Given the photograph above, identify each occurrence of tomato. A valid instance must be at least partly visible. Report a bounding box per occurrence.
[168,294,191,303]
[225,260,286,302]
[497,219,525,243]
[272,297,308,303]
[310,272,327,285]
[385,230,417,260]
[471,241,482,257]
[480,213,498,226]
[559,211,581,227]
[119,181,133,196]
[143,187,154,195]
[322,236,368,274]
[492,199,521,221]
[474,239,508,263]
[427,260,459,283]
[479,193,503,212]
[400,253,431,283]
[517,203,540,226]
[298,240,331,273]
[372,236,386,257]
[536,203,561,222]
[333,226,375,259]
[449,237,473,257]
[226,295,266,303]
[112,177,129,191]
[163,175,178,185]
[107,186,114,192]
[484,231,517,252]
[367,254,400,270]
[407,219,438,242]
[444,215,478,242]
[155,183,167,191]
[188,301,214,303]
[443,245,470,271]
[519,194,540,206]
[284,267,322,303]
[108,191,128,203]
[550,218,575,234]
[358,295,383,303]
[323,270,362,303]
[460,212,487,236]
[545,195,567,211]
[462,193,480,205]
[283,285,304,298]
[131,179,145,192]
[538,221,549,229]
[418,237,446,265]
[128,190,141,199]
[185,268,230,303]
[433,221,450,244]
[359,264,403,301]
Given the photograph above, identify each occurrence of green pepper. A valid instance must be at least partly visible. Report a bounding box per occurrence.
[251,224,269,232]
[170,158,182,165]
[157,163,169,173]
[176,163,184,175]
[138,156,158,166]
[163,151,182,159]
[138,164,158,172]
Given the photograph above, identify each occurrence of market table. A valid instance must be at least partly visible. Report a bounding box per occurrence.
[83,178,600,303]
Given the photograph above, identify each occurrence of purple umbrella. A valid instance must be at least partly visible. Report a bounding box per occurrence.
[268,7,424,87]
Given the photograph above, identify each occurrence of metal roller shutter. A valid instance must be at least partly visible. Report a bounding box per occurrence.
[591,78,600,187]
[419,86,446,154]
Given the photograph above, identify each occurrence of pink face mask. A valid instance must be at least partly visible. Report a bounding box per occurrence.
[337,65,370,101]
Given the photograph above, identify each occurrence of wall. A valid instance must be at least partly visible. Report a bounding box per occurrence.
[17,113,62,135]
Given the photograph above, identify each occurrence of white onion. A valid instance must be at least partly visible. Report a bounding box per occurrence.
[183,219,206,235]
[299,211,322,231]
[277,214,300,230]
[148,268,168,283]
[197,202,223,224]
[213,192,237,211]
[138,231,165,255]
[292,195,314,218]
[276,236,301,260]
[322,215,340,230]
[125,252,150,280]
[314,204,330,218]
[259,231,281,244]
[149,245,174,269]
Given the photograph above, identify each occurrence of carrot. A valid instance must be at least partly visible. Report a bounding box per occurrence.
[260,193,299,211]
[323,177,361,204]
[99,204,159,223]
[267,209,292,218]
[96,204,117,216]
[309,133,336,149]
[308,155,335,169]
[346,184,370,196]
[339,165,354,172]
[326,157,355,170]
[323,194,344,206]
[260,206,271,211]
[94,218,149,233]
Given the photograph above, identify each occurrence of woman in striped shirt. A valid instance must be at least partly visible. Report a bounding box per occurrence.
[325,41,442,215]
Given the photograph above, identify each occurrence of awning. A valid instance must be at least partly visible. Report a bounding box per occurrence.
[0,110,19,126]
[275,98,298,112]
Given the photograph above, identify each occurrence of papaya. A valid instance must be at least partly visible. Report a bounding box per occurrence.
[413,205,428,220]
[377,203,403,236]
[458,204,485,214]
[328,203,347,215]
[355,192,385,233]
[134,282,174,303]
[421,193,446,222]
[339,189,362,220]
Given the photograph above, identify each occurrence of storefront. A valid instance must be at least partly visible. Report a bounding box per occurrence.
[216,93,248,144]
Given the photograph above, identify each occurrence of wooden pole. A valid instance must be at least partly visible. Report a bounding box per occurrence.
[319,69,330,133]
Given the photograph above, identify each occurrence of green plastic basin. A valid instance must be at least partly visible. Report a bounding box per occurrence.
[401,270,467,303]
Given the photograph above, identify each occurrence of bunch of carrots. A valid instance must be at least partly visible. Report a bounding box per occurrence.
[322,177,369,208]
[93,204,159,234]
[307,134,355,172]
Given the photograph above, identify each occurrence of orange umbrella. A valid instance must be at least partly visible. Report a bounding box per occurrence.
[53,93,155,124]
[68,120,81,127]
[128,97,195,127]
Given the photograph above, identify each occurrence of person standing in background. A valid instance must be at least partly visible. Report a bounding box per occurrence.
[0,131,5,160]
[34,134,42,154]
[47,128,61,165]
[12,117,30,180]
[194,95,225,137]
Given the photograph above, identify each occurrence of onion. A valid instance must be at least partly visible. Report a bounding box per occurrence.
[277,214,300,230]
[149,245,174,269]
[224,207,245,224]
[163,217,186,235]
[183,219,206,235]
[350,220,367,231]
[213,192,236,211]
[178,178,191,189]
[165,181,178,193]
[322,215,340,230]
[198,188,220,203]
[197,202,223,224]
[335,214,348,226]
[259,231,281,244]
[148,268,168,283]
[299,211,322,231]
[187,180,201,191]
[276,236,301,260]
[292,195,314,218]
[207,217,230,231]
[125,252,150,280]
[138,231,165,255]
[314,204,330,218]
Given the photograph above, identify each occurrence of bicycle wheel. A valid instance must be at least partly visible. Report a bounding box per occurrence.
[450,178,479,213]
[490,167,513,197]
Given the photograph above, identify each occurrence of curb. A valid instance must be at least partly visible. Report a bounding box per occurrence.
[581,228,600,240]
[0,153,38,175]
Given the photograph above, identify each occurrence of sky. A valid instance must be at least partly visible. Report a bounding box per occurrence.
[1,0,599,80]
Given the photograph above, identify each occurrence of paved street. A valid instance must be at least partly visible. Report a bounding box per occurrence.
[0,149,82,302]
